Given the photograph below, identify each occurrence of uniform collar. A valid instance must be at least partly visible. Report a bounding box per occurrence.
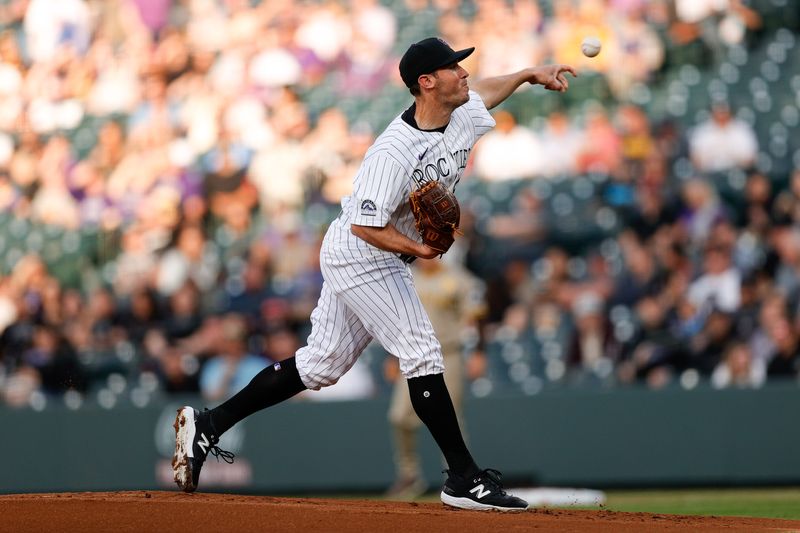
[402,103,448,133]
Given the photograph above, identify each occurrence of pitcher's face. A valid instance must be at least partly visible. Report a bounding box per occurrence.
[432,62,470,107]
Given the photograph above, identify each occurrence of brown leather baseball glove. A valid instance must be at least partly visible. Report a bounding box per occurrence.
[409,180,461,255]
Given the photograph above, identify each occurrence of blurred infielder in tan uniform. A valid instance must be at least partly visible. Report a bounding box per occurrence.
[385,258,487,499]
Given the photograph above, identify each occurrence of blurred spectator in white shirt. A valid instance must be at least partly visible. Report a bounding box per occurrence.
[249,38,303,90]
[294,2,351,64]
[0,33,24,131]
[30,136,80,229]
[690,103,758,173]
[249,90,311,214]
[351,0,396,55]
[538,111,583,178]
[86,38,143,116]
[24,0,91,63]
[711,342,765,389]
[688,244,741,313]
[672,0,760,53]
[186,0,229,52]
[607,6,664,97]
[474,110,543,181]
[156,225,221,297]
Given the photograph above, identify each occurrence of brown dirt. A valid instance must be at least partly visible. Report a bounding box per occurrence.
[1,491,799,533]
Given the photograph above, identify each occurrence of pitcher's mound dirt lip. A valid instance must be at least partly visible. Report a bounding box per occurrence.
[1,491,799,533]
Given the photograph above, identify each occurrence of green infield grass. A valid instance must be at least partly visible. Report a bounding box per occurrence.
[601,488,800,520]
[315,487,800,521]
[389,487,800,520]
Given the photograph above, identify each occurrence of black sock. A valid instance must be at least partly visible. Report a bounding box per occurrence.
[407,373,479,478]
[209,356,307,435]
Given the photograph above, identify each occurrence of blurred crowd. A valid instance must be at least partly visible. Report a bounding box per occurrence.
[0,0,797,408]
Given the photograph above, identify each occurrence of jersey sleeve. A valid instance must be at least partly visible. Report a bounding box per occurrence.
[465,90,496,141]
[350,153,408,227]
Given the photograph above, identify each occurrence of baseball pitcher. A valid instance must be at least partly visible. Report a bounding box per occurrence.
[173,36,575,511]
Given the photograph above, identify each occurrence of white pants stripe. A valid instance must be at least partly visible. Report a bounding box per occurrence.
[295,243,444,390]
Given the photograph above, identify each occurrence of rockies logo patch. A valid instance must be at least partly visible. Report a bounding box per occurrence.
[360,199,377,216]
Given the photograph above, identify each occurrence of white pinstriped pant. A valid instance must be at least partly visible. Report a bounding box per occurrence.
[295,243,444,390]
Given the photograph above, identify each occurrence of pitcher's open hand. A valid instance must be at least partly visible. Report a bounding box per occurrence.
[537,64,577,92]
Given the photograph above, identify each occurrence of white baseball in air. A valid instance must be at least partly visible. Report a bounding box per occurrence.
[581,36,602,58]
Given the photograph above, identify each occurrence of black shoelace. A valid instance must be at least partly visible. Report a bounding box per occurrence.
[479,469,507,494]
[203,408,235,464]
[208,445,235,464]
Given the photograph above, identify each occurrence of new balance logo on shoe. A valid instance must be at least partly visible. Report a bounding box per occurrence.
[198,433,210,455]
[441,468,528,511]
[469,484,491,499]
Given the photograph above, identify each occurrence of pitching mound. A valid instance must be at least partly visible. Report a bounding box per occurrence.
[1,491,798,533]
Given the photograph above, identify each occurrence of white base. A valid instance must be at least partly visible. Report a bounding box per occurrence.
[440,491,529,512]
[508,487,606,507]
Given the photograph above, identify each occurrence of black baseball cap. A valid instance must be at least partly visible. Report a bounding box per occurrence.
[399,37,475,88]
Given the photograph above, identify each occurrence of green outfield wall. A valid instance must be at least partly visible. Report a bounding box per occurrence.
[2,384,799,493]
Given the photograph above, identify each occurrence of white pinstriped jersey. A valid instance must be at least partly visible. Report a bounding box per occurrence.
[325,90,495,255]
[295,90,495,388]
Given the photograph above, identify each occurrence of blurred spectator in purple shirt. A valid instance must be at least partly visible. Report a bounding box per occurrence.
[130,0,172,36]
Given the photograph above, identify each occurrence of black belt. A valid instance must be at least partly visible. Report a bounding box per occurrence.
[398,253,416,264]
